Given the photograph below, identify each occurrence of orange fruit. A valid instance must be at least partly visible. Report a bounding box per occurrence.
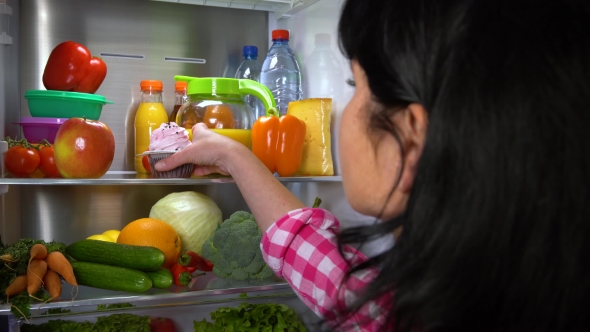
[117,218,182,268]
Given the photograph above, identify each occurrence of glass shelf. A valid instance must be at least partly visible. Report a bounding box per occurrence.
[149,0,321,18]
[0,273,294,315]
[0,171,342,186]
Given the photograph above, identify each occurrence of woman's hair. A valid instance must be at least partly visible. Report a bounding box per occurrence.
[337,0,590,331]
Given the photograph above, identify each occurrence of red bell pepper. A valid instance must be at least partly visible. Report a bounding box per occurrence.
[73,56,108,94]
[42,41,107,94]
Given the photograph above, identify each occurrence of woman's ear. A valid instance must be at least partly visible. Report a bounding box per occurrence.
[395,103,428,193]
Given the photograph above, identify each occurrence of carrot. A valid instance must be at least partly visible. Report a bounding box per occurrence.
[27,259,47,295]
[43,269,62,300]
[5,275,28,299]
[45,251,77,286]
[29,244,48,264]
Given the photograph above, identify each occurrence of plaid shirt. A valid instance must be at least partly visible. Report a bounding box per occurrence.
[261,208,393,331]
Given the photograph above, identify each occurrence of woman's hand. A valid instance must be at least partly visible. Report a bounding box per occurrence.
[154,122,305,232]
[154,123,244,177]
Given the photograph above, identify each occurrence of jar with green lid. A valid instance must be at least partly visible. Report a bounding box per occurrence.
[174,76,276,149]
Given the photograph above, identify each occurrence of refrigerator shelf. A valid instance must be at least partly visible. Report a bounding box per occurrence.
[0,273,295,316]
[0,172,342,185]
[149,0,321,18]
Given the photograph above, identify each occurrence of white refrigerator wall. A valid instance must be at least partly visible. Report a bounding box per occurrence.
[0,0,20,245]
[0,0,20,140]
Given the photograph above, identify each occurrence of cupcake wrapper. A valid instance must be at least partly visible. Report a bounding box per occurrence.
[147,152,194,178]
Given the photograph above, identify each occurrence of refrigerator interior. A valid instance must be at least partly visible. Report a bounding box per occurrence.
[0,0,391,330]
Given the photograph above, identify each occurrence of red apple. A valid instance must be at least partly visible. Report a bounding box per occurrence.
[54,117,115,178]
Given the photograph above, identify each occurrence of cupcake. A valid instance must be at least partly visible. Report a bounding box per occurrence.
[142,122,193,178]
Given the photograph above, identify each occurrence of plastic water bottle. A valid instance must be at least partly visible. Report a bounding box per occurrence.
[260,29,302,115]
[235,46,264,119]
[305,33,343,100]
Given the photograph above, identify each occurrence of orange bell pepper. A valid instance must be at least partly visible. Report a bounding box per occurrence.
[252,109,306,177]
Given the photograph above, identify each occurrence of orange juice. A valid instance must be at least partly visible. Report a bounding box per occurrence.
[135,102,168,173]
[212,129,252,149]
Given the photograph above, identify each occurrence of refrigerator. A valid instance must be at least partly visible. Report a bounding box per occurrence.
[0,0,392,330]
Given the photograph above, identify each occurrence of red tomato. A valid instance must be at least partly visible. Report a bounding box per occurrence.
[38,146,61,178]
[73,56,107,94]
[4,146,40,178]
[142,154,151,173]
[42,41,107,93]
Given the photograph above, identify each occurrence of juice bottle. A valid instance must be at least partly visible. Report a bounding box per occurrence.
[134,80,169,174]
[169,81,188,123]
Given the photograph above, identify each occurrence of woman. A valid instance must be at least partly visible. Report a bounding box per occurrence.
[157,0,590,330]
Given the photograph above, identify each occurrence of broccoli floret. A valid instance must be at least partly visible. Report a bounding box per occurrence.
[201,211,275,281]
[227,210,255,223]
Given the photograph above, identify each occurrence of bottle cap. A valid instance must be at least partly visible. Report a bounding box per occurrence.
[315,33,331,46]
[272,29,290,41]
[243,45,258,57]
[175,81,187,92]
[140,80,163,91]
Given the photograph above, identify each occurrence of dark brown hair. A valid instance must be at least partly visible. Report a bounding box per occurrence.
[337,0,590,331]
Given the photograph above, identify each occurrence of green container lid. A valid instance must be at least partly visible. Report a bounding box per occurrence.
[174,76,279,117]
[24,90,114,104]
[24,90,114,120]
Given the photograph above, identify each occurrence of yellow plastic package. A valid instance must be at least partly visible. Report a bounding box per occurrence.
[287,98,334,176]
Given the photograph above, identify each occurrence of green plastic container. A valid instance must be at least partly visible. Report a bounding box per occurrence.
[24,90,114,120]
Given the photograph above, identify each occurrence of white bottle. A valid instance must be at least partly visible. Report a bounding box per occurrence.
[304,33,343,100]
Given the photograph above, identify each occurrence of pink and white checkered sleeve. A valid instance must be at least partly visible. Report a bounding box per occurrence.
[261,208,393,331]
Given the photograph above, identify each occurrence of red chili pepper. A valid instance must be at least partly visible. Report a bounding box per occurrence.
[196,258,214,272]
[178,252,197,267]
[178,251,214,272]
[170,263,192,287]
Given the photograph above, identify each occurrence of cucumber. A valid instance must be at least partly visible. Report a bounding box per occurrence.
[66,240,165,271]
[145,268,173,289]
[71,261,152,293]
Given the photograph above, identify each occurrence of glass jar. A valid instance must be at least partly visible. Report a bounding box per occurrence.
[174,76,276,148]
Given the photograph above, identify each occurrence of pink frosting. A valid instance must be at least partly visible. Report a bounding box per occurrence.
[149,122,191,151]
